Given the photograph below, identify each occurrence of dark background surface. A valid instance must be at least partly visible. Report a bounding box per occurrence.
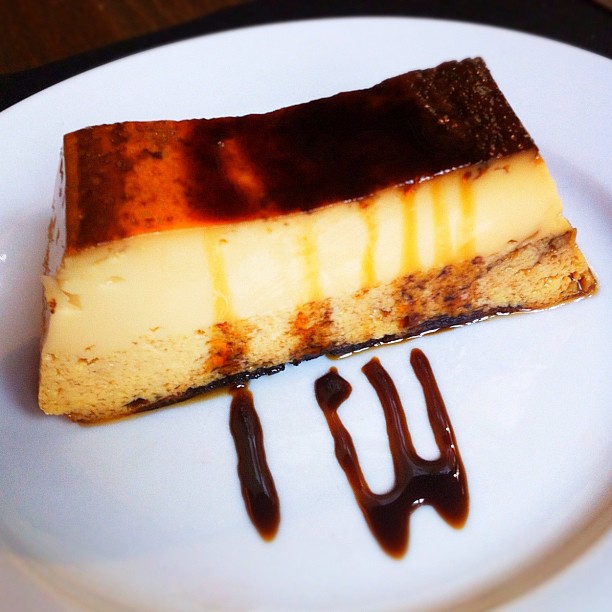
[1,0,611,111]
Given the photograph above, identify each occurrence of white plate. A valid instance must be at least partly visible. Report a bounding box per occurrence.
[1,17,611,611]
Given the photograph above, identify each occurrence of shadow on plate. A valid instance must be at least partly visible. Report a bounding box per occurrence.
[0,336,45,419]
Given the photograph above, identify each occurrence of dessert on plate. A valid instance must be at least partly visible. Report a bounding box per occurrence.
[38,57,596,422]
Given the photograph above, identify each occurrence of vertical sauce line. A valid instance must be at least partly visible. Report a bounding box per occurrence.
[300,216,323,302]
[401,188,419,275]
[458,173,476,260]
[430,180,452,267]
[229,385,281,541]
[203,230,234,322]
[361,201,378,288]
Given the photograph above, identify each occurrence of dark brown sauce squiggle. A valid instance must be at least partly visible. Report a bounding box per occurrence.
[314,348,469,557]
[229,385,280,541]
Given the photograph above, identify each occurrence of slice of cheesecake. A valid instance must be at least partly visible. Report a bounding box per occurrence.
[39,58,596,422]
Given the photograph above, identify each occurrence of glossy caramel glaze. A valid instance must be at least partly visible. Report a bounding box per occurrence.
[63,58,535,253]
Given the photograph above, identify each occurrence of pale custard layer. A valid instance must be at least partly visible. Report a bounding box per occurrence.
[42,151,569,360]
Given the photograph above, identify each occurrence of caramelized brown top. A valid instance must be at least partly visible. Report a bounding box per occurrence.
[63,57,535,253]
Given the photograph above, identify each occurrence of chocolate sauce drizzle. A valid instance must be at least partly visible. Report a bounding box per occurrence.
[228,348,468,557]
[229,385,280,541]
[314,348,469,558]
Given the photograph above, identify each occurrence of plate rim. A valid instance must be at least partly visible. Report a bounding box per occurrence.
[1,15,611,612]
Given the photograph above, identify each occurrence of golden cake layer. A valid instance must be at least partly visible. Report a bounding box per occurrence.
[38,58,596,422]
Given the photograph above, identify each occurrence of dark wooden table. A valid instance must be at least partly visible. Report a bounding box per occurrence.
[1,0,611,111]
[0,0,251,73]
